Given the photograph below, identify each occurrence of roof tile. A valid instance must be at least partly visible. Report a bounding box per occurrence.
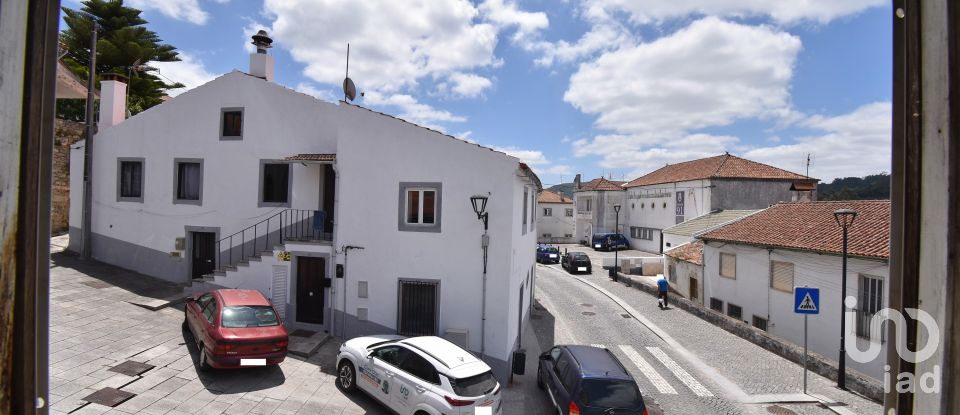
[700,200,890,259]
[577,177,625,192]
[539,190,573,204]
[665,240,703,265]
[624,154,816,188]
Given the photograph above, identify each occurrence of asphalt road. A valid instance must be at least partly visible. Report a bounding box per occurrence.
[532,261,758,415]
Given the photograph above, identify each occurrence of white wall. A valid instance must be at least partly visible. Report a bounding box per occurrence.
[69,71,338,283]
[537,202,574,243]
[662,232,693,251]
[702,242,889,379]
[625,180,710,253]
[574,189,626,243]
[333,104,536,370]
[665,255,702,302]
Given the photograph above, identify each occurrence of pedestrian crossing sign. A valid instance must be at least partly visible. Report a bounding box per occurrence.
[794,287,820,314]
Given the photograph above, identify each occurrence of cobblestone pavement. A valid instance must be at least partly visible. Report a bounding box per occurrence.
[48,248,392,415]
[530,248,884,415]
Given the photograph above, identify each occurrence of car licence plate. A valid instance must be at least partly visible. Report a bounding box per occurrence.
[577,267,587,271]
[549,254,557,258]
[474,407,493,415]
[241,358,266,366]
[594,244,601,248]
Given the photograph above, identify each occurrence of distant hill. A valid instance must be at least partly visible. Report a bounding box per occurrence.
[818,173,890,200]
[547,183,575,198]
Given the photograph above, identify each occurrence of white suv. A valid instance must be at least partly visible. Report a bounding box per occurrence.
[336,335,503,415]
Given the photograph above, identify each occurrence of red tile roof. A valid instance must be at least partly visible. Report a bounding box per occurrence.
[576,177,625,192]
[665,240,703,265]
[284,154,336,162]
[623,154,816,188]
[700,200,890,259]
[538,190,573,204]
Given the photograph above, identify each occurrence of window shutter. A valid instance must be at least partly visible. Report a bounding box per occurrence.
[720,253,736,278]
[770,261,794,292]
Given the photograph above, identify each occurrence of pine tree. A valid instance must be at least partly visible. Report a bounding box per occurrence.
[58,0,184,120]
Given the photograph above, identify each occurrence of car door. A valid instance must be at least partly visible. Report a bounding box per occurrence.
[199,296,219,351]
[394,348,440,413]
[364,345,407,407]
[187,293,212,337]
[542,347,564,410]
[551,352,575,413]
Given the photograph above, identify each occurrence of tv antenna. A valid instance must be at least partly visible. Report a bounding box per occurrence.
[343,43,357,102]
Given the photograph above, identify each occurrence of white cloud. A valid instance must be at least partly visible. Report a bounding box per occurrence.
[127,0,209,25]
[744,102,892,181]
[479,0,549,41]
[531,23,634,66]
[566,17,801,137]
[546,164,574,175]
[151,53,216,96]
[582,0,886,25]
[363,91,466,131]
[494,146,550,165]
[440,73,494,98]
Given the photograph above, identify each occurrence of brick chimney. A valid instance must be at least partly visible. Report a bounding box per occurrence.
[574,174,581,190]
[249,30,274,81]
[98,73,127,128]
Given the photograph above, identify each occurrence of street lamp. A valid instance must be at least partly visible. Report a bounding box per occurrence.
[610,204,622,282]
[833,208,857,390]
[471,195,490,361]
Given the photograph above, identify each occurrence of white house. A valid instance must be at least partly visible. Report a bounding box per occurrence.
[698,200,890,380]
[67,32,541,380]
[536,190,575,244]
[572,176,626,244]
[622,153,817,253]
[663,241,704,303]
[661,209,759,251]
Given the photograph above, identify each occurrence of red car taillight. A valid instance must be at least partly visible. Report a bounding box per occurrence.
[444,396,475,407]
[213,342,236,355]
[642,407,649,415]
[273,339,288,351]
[569,401,581,415]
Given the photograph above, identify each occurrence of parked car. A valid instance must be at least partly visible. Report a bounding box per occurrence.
[536,245,561,264]
[562,252,592,274]
[538,345,648,415]
[183,289,288,370]
[336,335,502,415]
[592,233,629,251]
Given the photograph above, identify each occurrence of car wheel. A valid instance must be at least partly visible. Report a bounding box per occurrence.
[198,344,212,371]
[337,360,357,392]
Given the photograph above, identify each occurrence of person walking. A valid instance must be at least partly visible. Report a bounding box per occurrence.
[657,275,669,309]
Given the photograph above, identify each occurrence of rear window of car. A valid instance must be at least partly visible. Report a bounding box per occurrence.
[544,247,559,253]
[450,371,498,397]
[579,380,642,408]
[571,253,588,260]
[221,306,280,328]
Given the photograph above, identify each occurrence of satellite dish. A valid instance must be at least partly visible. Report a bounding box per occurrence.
[343,77,357,101]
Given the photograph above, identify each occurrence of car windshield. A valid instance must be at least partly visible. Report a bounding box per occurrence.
[449,371,498,397]
[221,306,280,328]
[579,379,642,408]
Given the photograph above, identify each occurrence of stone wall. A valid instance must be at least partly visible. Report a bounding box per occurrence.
[52,118,84,234]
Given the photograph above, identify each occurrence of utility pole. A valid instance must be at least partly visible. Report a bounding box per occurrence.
[81,21,98,259]
[806,153,812,177]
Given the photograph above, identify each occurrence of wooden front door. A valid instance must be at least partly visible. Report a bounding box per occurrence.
[296,257,326,324]
[191,232,216,279]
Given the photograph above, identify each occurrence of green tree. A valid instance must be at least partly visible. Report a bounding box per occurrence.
[58,0,183,120]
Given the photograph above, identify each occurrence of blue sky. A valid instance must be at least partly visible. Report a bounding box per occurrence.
[63,0,892,186]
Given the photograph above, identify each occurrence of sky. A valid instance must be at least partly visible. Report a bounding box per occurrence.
[62,0,893,186]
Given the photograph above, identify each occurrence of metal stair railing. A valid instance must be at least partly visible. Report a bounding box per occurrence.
[215,209,329,271]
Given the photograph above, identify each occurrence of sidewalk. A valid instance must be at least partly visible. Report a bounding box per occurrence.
[501,313,554,414]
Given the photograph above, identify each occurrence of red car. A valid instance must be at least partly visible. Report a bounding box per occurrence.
[183,289,289,370]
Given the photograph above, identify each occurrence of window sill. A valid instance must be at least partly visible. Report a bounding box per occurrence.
[219,135,243,141]
[174,199,202,206]
[259,201,291,208]
[117,197,144,203]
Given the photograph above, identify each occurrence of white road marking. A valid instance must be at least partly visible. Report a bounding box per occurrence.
[646,346,714,397]
[618,345,677,395]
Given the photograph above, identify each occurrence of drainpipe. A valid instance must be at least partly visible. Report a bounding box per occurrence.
[330,163,340,336]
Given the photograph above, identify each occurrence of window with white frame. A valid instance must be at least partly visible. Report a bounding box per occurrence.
[522,187,528,233]
[769,261,794,292]
[565,208,573,217]
[719,253,736,279]
[543,207,552,217]
[398,182,441,232]
[856,274,884,341]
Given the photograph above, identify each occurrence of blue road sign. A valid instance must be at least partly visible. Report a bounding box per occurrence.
[794,287,820,314]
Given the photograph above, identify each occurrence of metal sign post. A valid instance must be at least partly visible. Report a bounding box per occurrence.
[794,286,820,395]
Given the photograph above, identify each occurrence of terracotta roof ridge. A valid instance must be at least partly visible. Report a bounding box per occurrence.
[712,153,732,177]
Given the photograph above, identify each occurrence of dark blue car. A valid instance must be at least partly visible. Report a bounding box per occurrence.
[538,345,648,415]
[592,233,629,251]
[536,245,561,264]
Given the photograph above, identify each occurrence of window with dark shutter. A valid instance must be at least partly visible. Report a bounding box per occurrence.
[261,163,290,205]
[118,159,143,201]
[221,109,243,138]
